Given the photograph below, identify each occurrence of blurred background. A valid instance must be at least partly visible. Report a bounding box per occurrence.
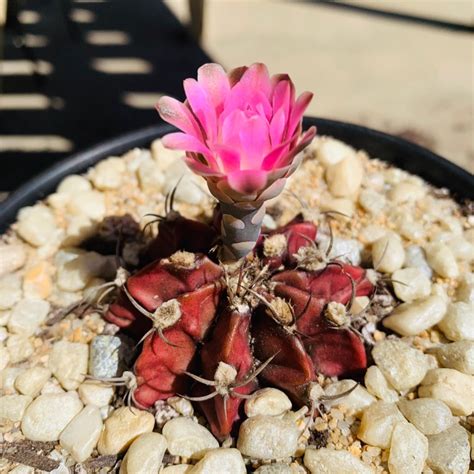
[0,0,472,193]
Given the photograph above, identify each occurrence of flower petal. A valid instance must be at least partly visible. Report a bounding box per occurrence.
[197,63,230,114]
[156,96,202,138]
[213,144,241,173]
[227,169,268,195]
[269,107,287,147]
[239,63,272,99]
[288,91,314,137]
[162,132,211,156]
[238,115,271,169]
[184,155,220,177]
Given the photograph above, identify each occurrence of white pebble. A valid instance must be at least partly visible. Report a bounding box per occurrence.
[120,432,168,474]
[0,345,10,371]
[382,295,446,337]
[8,466,35,474]
[78,380,114,406]
[388,421,428,474]
[372,339,428,391]
[359,224,387,244]
[245,388,292,417]
[388,181,425,204]
[456,273,474,303]
[189,448,246,474]
[425,243,459,279]
[98,407,155,455]
[358,189,386,215]
[161,466,193,474]
[418,368,474,416]
[357,401,406,449]
[397,398,454,435]
[1,367,22,394]
[392,267,431,302]
[0,273,23,310]
[151,139,182,170]
[57,174,92,195]
[237,415,299,460]
[404,245,432,278]
[167,396,194,417]
[437,302,474,341]
[137,157,164,192]
[0,244,26,278]
[16,205,57,247]
[163,160,207,205]
[163,417,218,459]
[60,405,103,462]
[323,379,376,416]
[316,137,355,167]
[326,154,364,198]
[431,341,474,374]
[8,298,50,336]
[372,233,405,274]
[7,334,34,363]
[90,157,125,190]
[21,392,83,441]
[364,366,398,402]
[63,216,97,246]
[0,394,32,421]
[15,367,51,397]
[49,340,88,390]
[320,196,354,219]
[304,447,372,474]
[67,190,106,221]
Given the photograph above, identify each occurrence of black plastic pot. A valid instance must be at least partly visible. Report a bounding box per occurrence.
[1,117,472,234]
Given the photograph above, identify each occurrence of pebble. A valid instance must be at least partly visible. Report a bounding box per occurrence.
[325,154,364,198]
[0,345,10,371]
[319,196,354,219]
[317,235,362,266]
[391,267,431,303]
[78,380,115,406]
[372,233,405,273]
[98,406,155,455]
[358,189,386,215]
[137,157,165,192]
[456,273,474,303]
[8,298,50,336]
[0,273,22,310]
[364,365,398,402]
[237,415,299,460]
[23,261,53,299]
[404,245,433,278]
[244,388,292,417]
[57,174,92,195]
[254,464,292,473]
[304,447,373,474]
[418,368,474,415]
[189,448,246,474]
[161,466,193,474]
[397,398,454,435]
[425,243,459,279]
[163,417,218,459]
[167,396,194,417]
[21,392,83,441]
[90,157,125,190]
[7,334,34,363]
[151,139,182,169]
[1,367,22,393]
[388,181,425,203]
[0,394,32,421]
[16,205,57,247]
[357,401,406,449]
[323,379,376,416]
[0,244,26,278]
[8,466,35,474]
[372,339,428,391]
[437,302,474,342]
[163,160,207,205]
[431,340,474,374]
[426,424,470,474]
[15,367,51,397]
[59,405,103,462]
[351,295,370,314]
[388,421,428,474]
[316,137,355,167]
[359,224,386,244]
[120,432,168,474]
[49,340,89,390]
[67,190,106,221]
[382,295,446,336]
[89,335,122,378]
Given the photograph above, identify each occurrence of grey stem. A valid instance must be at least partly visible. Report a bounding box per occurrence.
[220,202,265,261]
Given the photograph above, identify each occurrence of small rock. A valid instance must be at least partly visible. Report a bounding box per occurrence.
[15,367,51,397]
[0,273,22,310]
[0,244,26,278]
[304,447,373,474]
[21,392,83,441]
[89,335,122,378]
[167,396,194,417]
[98,407,155,455]
[90,157,125,190]
[316,137,355,167]
[162,417,218,459]
[254,464,292,473]
[323,379,376,416]
[49,340,89,390]
[8,298,50,336]
[317,235,362,266]
[0,345,10,371]
[319,196,354,219]
[120,432,167,474]
[59,405,103,462]
[388,421,428,474]
[151,139,182,169]
[358,189,386,215]
[364,366,398,402]
[437,302,474,342]
[0,394,32,421]
[161,466,193,474]
[8,466,35,474]
[237,415,299,460]
[426,424,470,474]
[425,243,459,279]
[397,398,454,435]
[245,388,292,417]
[357,401,406,449]
[404,245,432,278]
[163,160,207,205]
[418,368,474,415]
[189,448,246,474]
[372,339,428,391]
[57,174,92,195]
[1,367,22,394]
[388,181,425,203]
[16,205,57,247]
[431,341,474,374]
[78,380,114,406]
[372,233,405,274]
[137,157,164,192]
[326,154,364,198]
[7,334,34,363]
[383,295,446,336]
[456,273,474,303]
[67,190,106,221]
[391,267,431,303]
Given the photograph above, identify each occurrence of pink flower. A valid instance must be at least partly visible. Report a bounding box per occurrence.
[157,63,316,204]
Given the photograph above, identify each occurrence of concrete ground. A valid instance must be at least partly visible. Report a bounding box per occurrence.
[165,0,473,173]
